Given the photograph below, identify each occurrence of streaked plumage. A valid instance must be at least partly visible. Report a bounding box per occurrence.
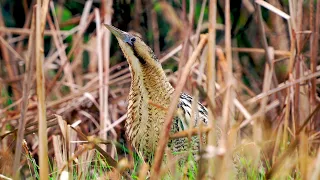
[105,25,208,163]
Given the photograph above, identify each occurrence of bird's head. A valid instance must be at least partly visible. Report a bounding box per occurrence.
[105,24,160,70]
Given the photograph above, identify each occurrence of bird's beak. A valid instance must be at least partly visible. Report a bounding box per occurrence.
[104,24,133,45]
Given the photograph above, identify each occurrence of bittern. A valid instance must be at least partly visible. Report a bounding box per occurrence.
[105,25,208,163]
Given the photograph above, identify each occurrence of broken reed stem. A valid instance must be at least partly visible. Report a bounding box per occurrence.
[70,126,134,179]
[70,126,118,167]
[151,34,208,178]
[36,0,50,179]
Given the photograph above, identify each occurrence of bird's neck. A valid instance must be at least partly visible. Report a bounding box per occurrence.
[130,64,174,104]
[126,63,174,160]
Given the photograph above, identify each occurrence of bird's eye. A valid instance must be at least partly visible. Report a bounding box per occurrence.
[131,37,136,43]
[125,35,136,46]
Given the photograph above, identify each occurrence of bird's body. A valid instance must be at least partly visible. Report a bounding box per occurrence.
[105,25,208,163]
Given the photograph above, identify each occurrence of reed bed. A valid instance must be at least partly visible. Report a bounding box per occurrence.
[0,0,319,179]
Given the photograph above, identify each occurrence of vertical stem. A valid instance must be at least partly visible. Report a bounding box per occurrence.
[207,0,217,178]
[13,6,36,178]
[151,35,208,179]
[95,8,104,151]
[311,0,320,105]
[36,0,49,178]
[101,0,113,151]
[219,0,235,178]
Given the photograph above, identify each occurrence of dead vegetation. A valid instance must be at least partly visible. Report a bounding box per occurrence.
[0,0,320,179]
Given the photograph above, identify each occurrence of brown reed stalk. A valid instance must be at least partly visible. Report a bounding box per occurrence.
[100,0,113,152]
[217,0,236,178]
[151,34,208,178]
[310,0,320,105]
[206,0,217,178]
[12,6,36,177]
[36,0,50,178]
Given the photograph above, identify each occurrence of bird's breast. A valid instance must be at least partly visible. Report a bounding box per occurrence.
[125,78,173,161]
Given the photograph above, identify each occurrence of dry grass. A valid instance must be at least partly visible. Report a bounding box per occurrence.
[0,0,320,179]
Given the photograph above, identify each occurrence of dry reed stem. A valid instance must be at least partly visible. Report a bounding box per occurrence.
[253,1,281,144]
[310,0,320,104]
[100,114,126,135]
[217,0,235,178]
[58,143,91,174]
[70,126,133,179]
[12,6,36,176]
[207,0,217,178]
[311,148,320,180]
[193,0,207,46]
[0,174,12,180]
[229,47,291,56]
[239,100,279,129]
[296,0,304,53]
[36,0,50,178]
[0,37,25,61]
[48,2,75,92]
[67,0,92,83]
[169,127,211,139]
[255,0,290,20]
[151,34,208,178]
[95,8,108,151]
[52,135,66,172]
[266,138,299,178]
[5,81,99,124]
[178,0,194,80]
[193,18,207,177]
[287,0,296,74]
[294,0,303,133]
[0,27,70,36]
[246,69,320,104]
[268,103,320,178]
[46,11,94,94]
[56,115,70,176]
[182,3,208,175]
[100,0,113,152]
[294,3,308,176]
[257,3,281,102]
[70,126,117,165]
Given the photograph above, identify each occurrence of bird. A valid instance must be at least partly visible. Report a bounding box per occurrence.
[105,24,209,164]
